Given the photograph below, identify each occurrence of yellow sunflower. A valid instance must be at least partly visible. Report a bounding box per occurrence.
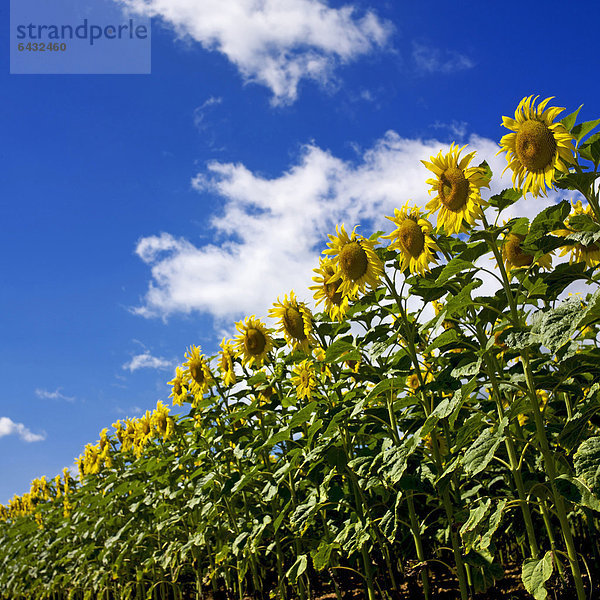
[291,359,317,401]
[234,315,273,368]
[423,143,490,235]
[406,368,434,392]
[168,367,189,406]
[183,345,214,397]
[310,258,350,321]
[269,290,315,352]
[384,202,439,275]
[432,299,457,330]
[218,338,237,387]
[152,400,174,441]
[323,225,383,299]
[499,96,576,197]
[554,200,600,268]
[501,230,552,273]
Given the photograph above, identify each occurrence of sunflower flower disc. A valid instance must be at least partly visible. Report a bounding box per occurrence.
[384,202,439,275]
[324,224,383,299]
[218,338,237,387]
[269,291,315,352]
[423,143,489,235]
[499,95,576,197]
[183,345,213,398]
[235,315,273,368]
[310,258,350,321]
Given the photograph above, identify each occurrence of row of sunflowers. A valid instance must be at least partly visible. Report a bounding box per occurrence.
[2,96,600,600]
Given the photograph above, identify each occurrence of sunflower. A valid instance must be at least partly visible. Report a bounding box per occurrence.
[406,368,433,392]
[168,367,189,406]
[432,299,457,330]
[269,291,315,352]
[234,315,273,368]
[501,230,552,273]
[310,258,350,321]
[554,200,600,268]
[183,345,214,398]
[152,400,174,441]
[323,225,383,299]
[291,359,317,401]
[218,338,237,387]
[499,96,576,198]
[133,411,153,458]
[384,202,439,275]
[423,143,490,235]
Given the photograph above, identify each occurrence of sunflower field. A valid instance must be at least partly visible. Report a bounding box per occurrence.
[3,96,600,600]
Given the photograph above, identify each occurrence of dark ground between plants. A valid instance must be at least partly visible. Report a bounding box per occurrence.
[199,563,591,600]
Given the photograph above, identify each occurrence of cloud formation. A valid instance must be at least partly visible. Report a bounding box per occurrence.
[0,417,46,443]
[35,388,75,402]
[133,130,566,330]
[122,352,174,372]
[412,42,474,74]
[115,0,392,103]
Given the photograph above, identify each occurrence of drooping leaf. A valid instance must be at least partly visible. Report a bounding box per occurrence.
[522,551,554,600]
[574,436,600,499]
[462,418,507,476]
[286,554,308,583]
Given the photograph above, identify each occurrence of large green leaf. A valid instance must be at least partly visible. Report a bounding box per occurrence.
[462,418,507,476]
[522,551,554,600]
[286,554,308,583]
[574,436,600,498]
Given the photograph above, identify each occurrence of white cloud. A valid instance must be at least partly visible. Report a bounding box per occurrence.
[115,405,144,416]
[412,42,474,74]
[122,352,174,372]
[114,0,392,104]
[133,130,561,329]
[0,417,46,443]
[35,388,75,402]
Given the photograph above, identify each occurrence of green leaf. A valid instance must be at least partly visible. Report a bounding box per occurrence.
[488,188,522,211]
[378,432,420,484]
[578,132,600,166]
[462,418,507,476]
[522,551,554,600]
[311,541,337,571]
[460,499,491,535]
[555,171,600,194]
[530,292,600,353]
[561,104,583,132]
[364,378,405,404]
[286,554,308,583]
[572,118,600,143]
[574,436,600,498]
[479,499,507,551]
[436,258,475,284]
[524,201,570,247]
[325,339,360,364]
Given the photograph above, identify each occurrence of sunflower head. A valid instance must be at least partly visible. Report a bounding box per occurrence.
[183,346,213,398]
[168,367,189,407]
[323,225,383,299]
[499,95,576,197]
[310,258,350,321]
[554,200,600,268]
[291,359,317,401]
[218,338,237,387]
[152,400,174,441]
[384,202,439,275]
[234,315,273,368]
[423,143,490,235]
[269,291,315,352]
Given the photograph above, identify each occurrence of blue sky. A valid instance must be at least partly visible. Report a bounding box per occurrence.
[2,0,600,503]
